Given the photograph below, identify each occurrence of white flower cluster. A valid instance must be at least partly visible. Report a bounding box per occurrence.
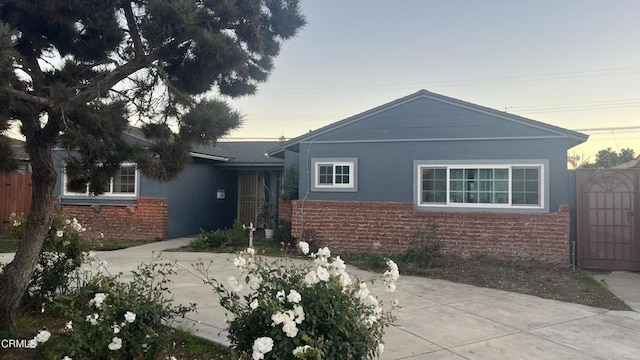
[67,218,87,232]
[82,293,137,351]
[29,329,51,348]
[221,241,397,359]
[89,293,107,309]
[271,303,305,338]
[252,336,274,360]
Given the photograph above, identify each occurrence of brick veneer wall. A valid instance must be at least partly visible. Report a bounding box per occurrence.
[290,201,571,264]
[278,200,293,224]
[55,197,168,241]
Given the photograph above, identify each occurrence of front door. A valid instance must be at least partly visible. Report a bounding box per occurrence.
[238,171,259,226]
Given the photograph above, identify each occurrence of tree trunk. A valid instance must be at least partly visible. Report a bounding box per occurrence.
[0,141,56,333]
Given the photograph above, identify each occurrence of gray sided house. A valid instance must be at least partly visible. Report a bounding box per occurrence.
[270,90,588,264]
[52,127,282,240]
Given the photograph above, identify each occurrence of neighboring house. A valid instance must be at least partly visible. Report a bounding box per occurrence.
[269,90,588,264]
[612,155,640,169]
[52,127,282,240]
[4,136,31,173]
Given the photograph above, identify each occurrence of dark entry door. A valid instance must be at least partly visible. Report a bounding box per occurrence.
[577,169,639,270]
[238,171,258,226]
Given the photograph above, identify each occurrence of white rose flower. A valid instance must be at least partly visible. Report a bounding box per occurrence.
[227,276,243,293]
[286,289,302,304]
[252,337,274,360]
[56,230,64,238]
[303,270,319,286]
[282,319,299,338]
[297,241,310,255]
[108,337,122,351]
[89,293,107,308]
[316,266,330,282]
[35,330,51,343]
[293,345,313,356]
[276,290,286,302]
[124,311,136,323]
[250,299,259,310]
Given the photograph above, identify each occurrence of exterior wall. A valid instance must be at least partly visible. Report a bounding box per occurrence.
[296,138,571,213]
[313,96,554,142]
[54,197,168,241]
[142,159,238,237]
[53,151,237,239]
[278,200,293,224]
[290,200,571,264]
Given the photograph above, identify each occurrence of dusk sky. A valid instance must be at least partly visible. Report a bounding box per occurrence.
[226,0,640,160]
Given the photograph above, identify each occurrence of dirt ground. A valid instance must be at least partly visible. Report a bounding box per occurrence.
[402,256,631,311]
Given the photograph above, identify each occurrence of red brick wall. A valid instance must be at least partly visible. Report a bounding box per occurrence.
[278,200,293,224]
[56,197,168,241]
[290,200,571,264]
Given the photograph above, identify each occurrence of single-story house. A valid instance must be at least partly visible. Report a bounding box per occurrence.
[52,127,283,240]
[269,90,588,264]
[51,89,588,264]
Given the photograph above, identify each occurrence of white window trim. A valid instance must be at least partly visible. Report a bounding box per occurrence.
[416,163,545,210]
[314,161,355,189]
[62,163,139,198]
[310,157,358,192]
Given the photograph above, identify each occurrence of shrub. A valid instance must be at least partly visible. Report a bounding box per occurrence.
[42,257,196,359]
[198,243,398,359]
[404,225,447,268]
[280,166,299,201]
[275,221,296,247]
[189,220,250,251]
[5,213,95,312]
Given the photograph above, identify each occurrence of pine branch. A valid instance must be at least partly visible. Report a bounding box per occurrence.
[123,1,145,59]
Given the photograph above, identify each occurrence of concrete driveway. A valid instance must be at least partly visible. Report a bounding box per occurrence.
[5,238,639,359]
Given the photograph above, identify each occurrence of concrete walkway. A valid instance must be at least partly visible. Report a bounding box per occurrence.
[3,239,640,359]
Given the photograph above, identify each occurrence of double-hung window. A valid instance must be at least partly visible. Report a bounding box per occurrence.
[417,163,544,209]
[63,163,138,197]
[312,158,357,191]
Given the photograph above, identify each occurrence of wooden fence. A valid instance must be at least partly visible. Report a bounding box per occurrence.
[0,172,32,229]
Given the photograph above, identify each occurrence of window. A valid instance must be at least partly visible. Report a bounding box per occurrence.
[312,158,357,191]
[417,164,543,208]
[63,164,138,197]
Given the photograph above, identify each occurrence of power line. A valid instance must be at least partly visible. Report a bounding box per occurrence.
[258,66,640,94]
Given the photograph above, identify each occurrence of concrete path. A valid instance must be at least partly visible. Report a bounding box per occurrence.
[592,271,640,313]
[3,239,640,359]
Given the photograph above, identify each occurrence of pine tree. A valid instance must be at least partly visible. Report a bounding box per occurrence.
[0,0,305,331]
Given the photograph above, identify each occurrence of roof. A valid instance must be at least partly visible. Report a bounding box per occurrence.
[217,142,283,165]
[123,127,281,165]
[267,89,589,157]
[612,155,640,169]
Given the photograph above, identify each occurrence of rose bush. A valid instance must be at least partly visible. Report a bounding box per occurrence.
[199,241,399,359]
[41,257,196,359]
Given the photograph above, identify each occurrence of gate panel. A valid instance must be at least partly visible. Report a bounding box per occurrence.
[577,169,639,270]
[237,171,258,225]
[0,173,32,229]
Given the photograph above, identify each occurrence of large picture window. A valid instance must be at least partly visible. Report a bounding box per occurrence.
[417,164,543,208]
[63,164,138,197]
